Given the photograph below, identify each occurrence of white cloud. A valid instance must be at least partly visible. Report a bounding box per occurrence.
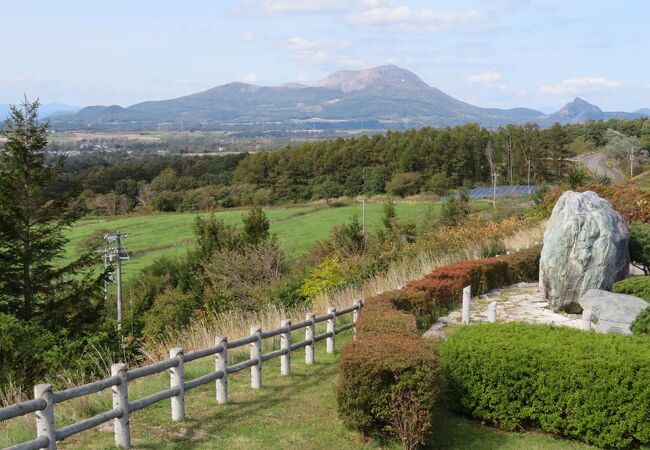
[465,70,502,83]
[241,31,254,42]
[540,77,621,95]
[347,7,489,32]
[239,0,359,15]
[285,36,354,66]
[241,73,259,83]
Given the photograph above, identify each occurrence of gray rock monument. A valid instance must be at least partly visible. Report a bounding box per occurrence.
[540,191,629,312]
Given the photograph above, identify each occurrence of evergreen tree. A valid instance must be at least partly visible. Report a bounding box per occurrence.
[242,206,270,245]
[0,99,105,330]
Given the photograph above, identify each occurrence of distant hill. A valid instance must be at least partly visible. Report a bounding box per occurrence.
[1,102,81,120]
[543,97,646,125]
[49,66,646,131]
[635,108,650,116]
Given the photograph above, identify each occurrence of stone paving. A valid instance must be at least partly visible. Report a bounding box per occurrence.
[424,282,583,339]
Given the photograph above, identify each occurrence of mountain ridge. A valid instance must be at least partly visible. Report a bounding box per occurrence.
[50,66,646,131]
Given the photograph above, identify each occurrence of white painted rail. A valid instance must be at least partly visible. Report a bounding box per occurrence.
[0,301,362,450]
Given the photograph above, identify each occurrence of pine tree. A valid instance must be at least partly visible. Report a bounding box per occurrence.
[0,99,105,330]
[242,206,270,245]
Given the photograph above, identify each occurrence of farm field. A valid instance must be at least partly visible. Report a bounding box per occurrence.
[63,201,462,280]
[0,331,595,450]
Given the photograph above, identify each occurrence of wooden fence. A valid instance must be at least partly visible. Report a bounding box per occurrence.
[0,301,362,450]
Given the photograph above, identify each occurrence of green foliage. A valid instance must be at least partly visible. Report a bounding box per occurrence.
[631,307,650,336]
[0,99,105,322]
[566,165,591,189]
[382,199,397,229]
[142,287,198,337]
[242,206,270,245]
[330,215,365,257]
[386,172,422,197]
[440,194,470,227]
[629,222,650,274]
[192,213,241,258]
[613,276,650,302]
[442,323,650,448]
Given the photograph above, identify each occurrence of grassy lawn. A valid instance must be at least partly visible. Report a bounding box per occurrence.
[62,202,451,280]
[0,330,596,450]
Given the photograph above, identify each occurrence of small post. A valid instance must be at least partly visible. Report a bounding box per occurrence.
[581,308,592,331]
[327,307,336,353]
[487,301,497,323]
[215,336,228,404]
[352,300,362,340]
[250,325,262,389]
[305,312,315,365]
[111,363,130,449]
[281,319,291,376]
[169,347,185,421]
[462,285,472,324]
[34,384,56,450]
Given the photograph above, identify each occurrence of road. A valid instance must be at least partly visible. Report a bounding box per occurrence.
[579,152,624,182]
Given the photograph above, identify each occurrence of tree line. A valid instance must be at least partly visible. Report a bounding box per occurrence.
[53,117,650,216]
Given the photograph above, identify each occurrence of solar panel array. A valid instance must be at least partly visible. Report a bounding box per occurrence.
[466,185,538,199]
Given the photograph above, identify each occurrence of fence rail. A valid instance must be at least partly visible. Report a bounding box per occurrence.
[0,300,362,450]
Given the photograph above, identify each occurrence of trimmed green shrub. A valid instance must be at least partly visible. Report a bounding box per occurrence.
[442,323,650,448]
[632,308,650,336]
[613,276,650,302]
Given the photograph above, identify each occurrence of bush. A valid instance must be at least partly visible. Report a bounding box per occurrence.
[630,222,650,274]
[338,299,440,449]
[613,276,650,301]
[632,308,650,336]
[442,323,650,448]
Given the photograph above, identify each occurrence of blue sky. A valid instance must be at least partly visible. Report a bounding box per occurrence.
[1,0,648,112]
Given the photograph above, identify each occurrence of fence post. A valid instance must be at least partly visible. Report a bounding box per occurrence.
[281,319,291,376]
[462,285,472,323]
[250,325,262,389]
[581,308,592,331]
[111,363,130,449]
[487,301,497,323]
[352,300,361,340]
[34,383,56,450]
[169,347,185,421]
[215,336,228,405]
[305,312,315,365]
[327,307,336,353]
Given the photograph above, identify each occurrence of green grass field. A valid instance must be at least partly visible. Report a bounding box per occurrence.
[63,202,450,281]
[0,330,595,450]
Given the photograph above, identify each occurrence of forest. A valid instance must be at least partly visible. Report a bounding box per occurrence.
[52,117,650,216]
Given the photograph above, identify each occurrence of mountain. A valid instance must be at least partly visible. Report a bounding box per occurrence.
[1,102,81,120]
[636,108,650,116]
[50,66,643,132]
[543,97,646,125]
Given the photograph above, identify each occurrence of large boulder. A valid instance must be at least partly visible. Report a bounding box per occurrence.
[580,289,649,335]
[540,191,629,312]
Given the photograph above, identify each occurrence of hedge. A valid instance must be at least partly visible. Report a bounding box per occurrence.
[396,246,541,329]
[442,323,650,449]
[613,276,650,302]
[337,246,542,448]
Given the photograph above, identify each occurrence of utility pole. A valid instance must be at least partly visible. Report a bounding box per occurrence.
[361,197,366,237]
[527,158,531,194]
[101,232,129,335]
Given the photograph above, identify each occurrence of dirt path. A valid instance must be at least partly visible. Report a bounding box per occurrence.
[579,152,624,182]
